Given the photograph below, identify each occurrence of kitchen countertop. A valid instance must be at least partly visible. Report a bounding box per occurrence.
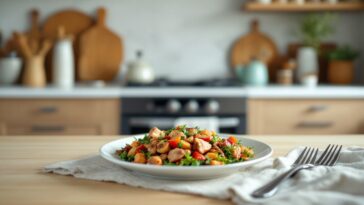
[1,85,364,98]
[1,135,363,205]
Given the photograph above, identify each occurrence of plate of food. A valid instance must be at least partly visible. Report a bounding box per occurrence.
[100,125,272,180]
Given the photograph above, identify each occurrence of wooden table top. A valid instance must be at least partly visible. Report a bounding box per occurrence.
[1,135,364,205]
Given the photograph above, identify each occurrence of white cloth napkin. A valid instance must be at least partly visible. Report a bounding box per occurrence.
[44,147,364,205]
[174,117,219,132]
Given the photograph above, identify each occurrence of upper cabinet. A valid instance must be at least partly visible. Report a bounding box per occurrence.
[243,2,364,12]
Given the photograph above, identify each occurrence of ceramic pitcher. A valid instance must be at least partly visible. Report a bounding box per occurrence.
[236,60,269,86]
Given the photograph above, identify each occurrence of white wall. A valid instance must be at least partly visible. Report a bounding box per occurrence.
[0,0,363,82]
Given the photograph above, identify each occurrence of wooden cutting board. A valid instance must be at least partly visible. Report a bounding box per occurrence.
[42,9,93,81]
[231,20,278,69]
[78,7,123,81]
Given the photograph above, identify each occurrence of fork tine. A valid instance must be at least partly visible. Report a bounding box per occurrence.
[328,145,342,166]
[303,148,313,164]
[293,147,307,165]
[316,144,332,164]
[309,148,319,164]
[299,147,311,164]
[301,147,313,164]
[321,145,337,166]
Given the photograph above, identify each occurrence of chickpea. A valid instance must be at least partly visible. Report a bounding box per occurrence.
[134,153,146,164]
[180,140,191,149]
[186,136,194,143]
[186,128,198,136]
[199,129,212,136]
[127,147,137,156]
[147,156,162,165]
[205,152,218,160]
[131,141,140,148]
[210,160,224,166]
[157,141,170,154]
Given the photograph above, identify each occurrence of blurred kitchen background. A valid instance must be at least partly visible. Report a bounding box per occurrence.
[0,0,364,136]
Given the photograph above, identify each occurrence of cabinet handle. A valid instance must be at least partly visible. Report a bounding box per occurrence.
[38,106,58,113]
[31,125,65,132]
[308,105,328,112]
[297,121,333,128]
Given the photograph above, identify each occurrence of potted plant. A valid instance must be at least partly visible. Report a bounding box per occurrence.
[297,14,335,85]
[327,46,360,84]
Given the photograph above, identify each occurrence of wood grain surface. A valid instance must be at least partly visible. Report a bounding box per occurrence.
[231,20,278,69]
[78,7,123,81]
[1,135,363,205]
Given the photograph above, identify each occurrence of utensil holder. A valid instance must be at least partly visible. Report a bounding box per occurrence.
[22,56,46,87]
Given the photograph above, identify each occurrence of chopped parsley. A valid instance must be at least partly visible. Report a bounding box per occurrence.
[163,160,176,166]
[119,151,128,160]
[137,135,151,144]
[179,153,201,166]
[211,135,220,144]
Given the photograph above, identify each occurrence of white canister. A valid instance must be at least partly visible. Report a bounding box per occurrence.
[0,56,22,85]
[52,36,74,89]
[127,51,155,84]
[297,47,318,84]
[301,74,318,88]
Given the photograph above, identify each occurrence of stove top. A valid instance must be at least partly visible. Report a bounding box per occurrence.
[126,78,242,87]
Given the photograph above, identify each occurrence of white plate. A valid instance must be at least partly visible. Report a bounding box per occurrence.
[100,134,272,180]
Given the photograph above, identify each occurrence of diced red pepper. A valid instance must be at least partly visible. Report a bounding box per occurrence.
[200,136,212,142]
[135,144,146,153]
[195,134,212,142]
[168,136,181,149]
[123,144,132,152]
[192,151,206,161]
[227,136,238,145]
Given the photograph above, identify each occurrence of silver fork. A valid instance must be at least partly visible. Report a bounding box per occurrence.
[251,144,342,198]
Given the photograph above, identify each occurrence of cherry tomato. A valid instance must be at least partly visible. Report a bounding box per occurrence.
[168,136,181,149]
[192,151,206,161]
[227,136,238,145]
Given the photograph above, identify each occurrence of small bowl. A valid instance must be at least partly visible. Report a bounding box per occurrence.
[0,57,22,85]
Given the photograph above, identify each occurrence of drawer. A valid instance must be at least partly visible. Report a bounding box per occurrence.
[3,124,101,135]
[0,99,120,135]
[248,99,364,135]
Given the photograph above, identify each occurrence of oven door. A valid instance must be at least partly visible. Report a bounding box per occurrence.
[121,116,246,134]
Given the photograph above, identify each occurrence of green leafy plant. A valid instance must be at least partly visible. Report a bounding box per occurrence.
[327,46,360,61]
[299,13,335,51]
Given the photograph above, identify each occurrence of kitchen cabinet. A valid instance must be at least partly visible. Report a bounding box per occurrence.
[248,99,364,135]
[0,99,120,135]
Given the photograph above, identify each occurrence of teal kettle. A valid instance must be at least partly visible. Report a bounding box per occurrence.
[236,59,269,86]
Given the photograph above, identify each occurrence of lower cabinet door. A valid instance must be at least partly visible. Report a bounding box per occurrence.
[248,99,364,135]
[3,124,101,135]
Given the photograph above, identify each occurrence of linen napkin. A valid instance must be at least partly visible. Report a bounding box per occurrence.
[44,147,364,205]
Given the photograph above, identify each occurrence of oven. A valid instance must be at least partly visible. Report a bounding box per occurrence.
[121,97,246,134]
